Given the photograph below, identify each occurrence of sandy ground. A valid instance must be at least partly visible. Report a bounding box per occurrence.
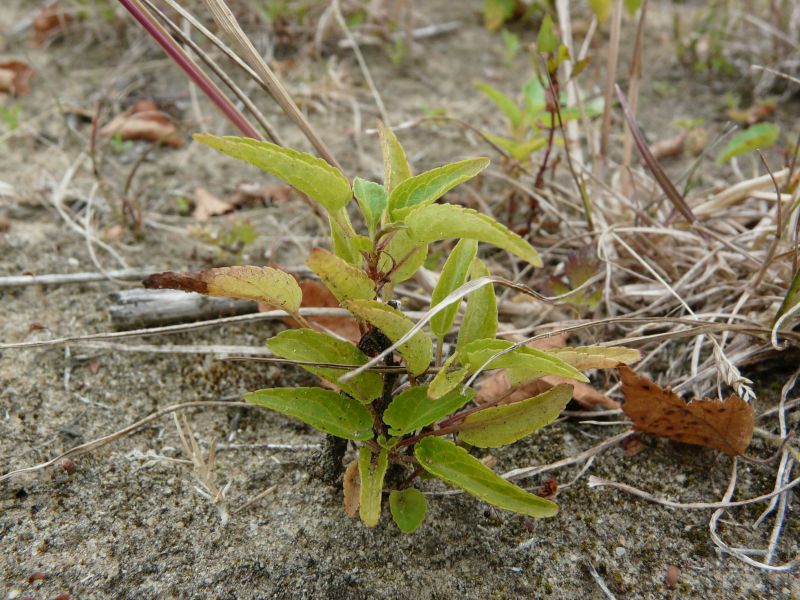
[1,1,798,598]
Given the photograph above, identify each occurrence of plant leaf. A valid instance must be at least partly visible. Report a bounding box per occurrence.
[343,459,360,517]
[484,133,548,161]
[344,299,433,375]
[483,0,515,31]
[306,247,375,304]
[404,203,542,267]
[389,489,426,533]
[458,383,573,447]
[717,123,780,164]
[536,14,558,54]
[773,267,800,325]
[456,259,498,352]
[588,0,613,21]
[329,212,361,265]
[545,346,641,370]
[144,266,302,314]
[245,387,374,441]
[194,134,351,213]
[462,339,589,383]
[359,447,389,527]
[428,354,470,400]
[353,178,388,235]
[620,366,754,456]
[524,77,546,116]
[378,120,412,192]
[430,239,478,338]
[474,82,522,130]
[387,158,490,220]
[383,384,475,436]
[414,437,558,517]
[267,329,383,403]
[378,228,428,284]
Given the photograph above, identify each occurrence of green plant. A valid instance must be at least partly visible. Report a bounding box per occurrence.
[0,104,22,131]
[145,122,639,532]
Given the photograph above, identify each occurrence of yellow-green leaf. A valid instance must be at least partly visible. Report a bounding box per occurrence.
[383,385,474,436]
[378,228,428,284]
[267,329,383,403]
[359,447,388,527]
[378,121,412,193]
[345,299,433,375]
[484,133,548,161]
[717,123,780,164]
[143,266,301,314]
[458,383,573,447]
[389,489,426,533]
[474,82,523,130]
[456,260,497,352]
[388,158,490,220]
[428,354,469,400]
[414,437,558,517]
[462,339,588,383]
[404,204,542,267]
[430,239,478,338]
[545,345,641,370]
[588,0,613,22]
[329,212,361,265]
[306,247,375,304]
[194,134,351,213]
[245,387,373,441]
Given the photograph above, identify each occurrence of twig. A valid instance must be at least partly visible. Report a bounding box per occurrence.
[0,269,155,287]
[584,560,617,600]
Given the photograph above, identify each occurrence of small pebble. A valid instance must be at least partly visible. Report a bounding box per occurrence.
[614,547,626,558]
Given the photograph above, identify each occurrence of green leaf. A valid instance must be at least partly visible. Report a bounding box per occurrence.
[624,0,643,15]
[456,260,498,352]
[484,133,548,161]
[359,447,389,527]
[245,386,373,441]
[545,345,641,370]
[428,354,470,400]
[143,266,302,315]
[774,267,800,325]
[306,247,375,304]
[483,0,515,31]
[378,121,412,193]
[353,178,388,235]
[430,239,478,338]
[267,329,383,403]
[458,383,573,448]
[404,203,542,267]
[461,339,588,383]
[194,134,351,213]
[387,158,490,220]
[524,77,546,116]
[383,385,474,436]
[717,123,780,164]
[588,0,613,22]
[378,228,428,284]
[329,212,361,265]
[345,299,433,375]
[389,489,427,533]
[474,82,523,131]
[536,14,558,54]
[414,437,558,517]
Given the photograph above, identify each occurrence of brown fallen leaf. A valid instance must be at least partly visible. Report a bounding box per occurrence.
[0,61,34,96]
[33,2,72,46]
[100,100,182,148]
[621,434,647,457]
[193,187,233,221]
[726,100,775,126]
[343,459,360,517]
[648,131,687,161]
[281,279,361,344]
[232,182,293,207]
[619,366,754,456]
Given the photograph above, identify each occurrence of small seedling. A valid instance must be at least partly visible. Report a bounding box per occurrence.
[146,122,639,532]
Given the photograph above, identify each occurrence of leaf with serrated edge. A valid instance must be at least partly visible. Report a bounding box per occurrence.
[378,121,412,193]
[267,329,382,403]
[430,239,478,338]
[620,366,754,456]
[388,158,490,220]
[345,300,432,375]
[306,247,375,304]
[414,437,558,517]
[462,339,588,383]
[359,447,388,527]
[404,203,542,267]
[194,134,351,213]
[389,489,426,533]
[459,383,573,448]
[545,346,641,370]
[428,354,469,400]
[144,266,301,314]
[383,384,474,436]
[353,178,388,235]
[378,228,428,284]
[456,260,498,352]
[245,387,373,441]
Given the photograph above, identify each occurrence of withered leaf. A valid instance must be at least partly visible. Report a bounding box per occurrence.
[620,366,754,456]
[100,100,182,148]
[0,61,34,96]
[193,187,233,221]
[343,459,360,517]
[33,3,72,46]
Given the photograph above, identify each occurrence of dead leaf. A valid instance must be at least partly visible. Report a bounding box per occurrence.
[33,2,72,46]
[621,434,647,457]
[281,279,361,344]
[100,100,182,148]
[648,131,687,160]
[619,366,754,456]
[0,61,34,96]
[232,182,293,207]
[532,479,558,499]
[726,100,775,126]
[343,459,360,517]
[193,187,233,221]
